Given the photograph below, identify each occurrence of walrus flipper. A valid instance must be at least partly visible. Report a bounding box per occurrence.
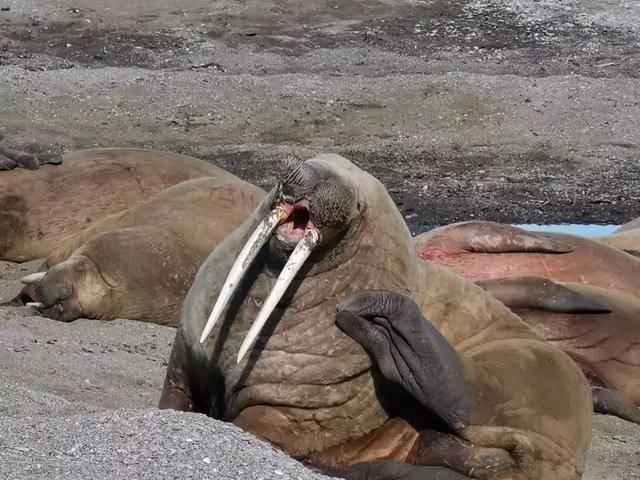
[0,153,17,170]
[337,291,471,431]
[159,330,196,412]
[476,276,612,314]
[451,221,574,254]
[0,143,62,170]
[36,151,63,166]
[592,386,640,425]
[323,461,472,480]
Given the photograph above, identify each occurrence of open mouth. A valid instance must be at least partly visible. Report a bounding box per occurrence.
[275,201,318,247]
[198,201,321,364]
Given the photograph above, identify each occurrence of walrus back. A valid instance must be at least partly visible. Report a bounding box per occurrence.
[415,262,592,479]
[0,148,231,261]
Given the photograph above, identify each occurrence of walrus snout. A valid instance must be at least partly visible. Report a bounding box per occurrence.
[199,204,320,363]
[21,256,100,322]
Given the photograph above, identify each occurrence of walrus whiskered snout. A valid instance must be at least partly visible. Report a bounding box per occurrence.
[199,205,320,358]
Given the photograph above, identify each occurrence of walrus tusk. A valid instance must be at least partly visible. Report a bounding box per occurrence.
[236,228,319,364]
[26,302,44,309]
[21,272,46,284]
[199,206,288,344]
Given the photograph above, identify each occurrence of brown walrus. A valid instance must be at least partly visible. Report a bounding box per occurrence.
[159,154,591,480]
[1,148,233,262]
[476,276,640,425]
[18,176,265,326]
[414,221,640,298]
[597,218,640,257]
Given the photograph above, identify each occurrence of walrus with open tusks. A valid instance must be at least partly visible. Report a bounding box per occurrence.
[160,154,592,480]
[18,176,265,326]
[414,221,640,298]
[0,148,233,262]
[597,217,640,257]
[476,276,640,425]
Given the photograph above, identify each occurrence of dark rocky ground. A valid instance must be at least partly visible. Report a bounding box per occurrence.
[0,0,639,232]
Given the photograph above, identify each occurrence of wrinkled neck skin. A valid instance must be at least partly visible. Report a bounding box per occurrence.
[196,160,421,458]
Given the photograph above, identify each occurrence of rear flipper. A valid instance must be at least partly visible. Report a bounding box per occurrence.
[475,276,612,313]
[417,221,575,258]
[323,461,472,480]
[0,143,62,170]
[592,386,640,424]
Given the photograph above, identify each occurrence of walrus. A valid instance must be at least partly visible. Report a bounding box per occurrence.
[597,218,640,257]
[616,217,640,233]
[414,221,640,298]
[17,176,265,326]
[476,276,640,425]
[159,154,592,479]
[0,148,234,262]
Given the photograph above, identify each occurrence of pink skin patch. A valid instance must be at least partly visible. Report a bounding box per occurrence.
[276,200,320,245]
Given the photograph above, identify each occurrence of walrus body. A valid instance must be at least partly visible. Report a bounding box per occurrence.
[598,218,640,257]
[0,148,231,262]
[22,177,265,326]
[477,276,640,424]
[160,154,591,479]
[414,221,640,298]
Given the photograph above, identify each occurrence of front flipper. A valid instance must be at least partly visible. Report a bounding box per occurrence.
[417,221,574,257]
[0,153,17,170]
[592,387,640,425]
[476,276,612,314]
[324,461,472,480]
[159,330,195,412]
[336,291,470,431]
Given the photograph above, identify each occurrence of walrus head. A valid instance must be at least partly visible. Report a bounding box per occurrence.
[20,253,111,321]
[199,154,381,362]
[270,155,360,255]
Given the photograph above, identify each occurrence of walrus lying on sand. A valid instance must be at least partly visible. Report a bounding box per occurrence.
[160,154,592,480]
[597,218,640,257]
[0,148,232,262]
[477,276,640,425]
[414,221,640,298]
[17,177,265,326]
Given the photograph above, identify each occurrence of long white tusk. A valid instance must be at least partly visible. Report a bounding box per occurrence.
[26,302,44,309]
[236,229,319,364]
[21,272,46,284]
[199,206,288,344]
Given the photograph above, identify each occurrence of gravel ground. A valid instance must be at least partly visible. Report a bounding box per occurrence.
[0,0,639,232]
[0,386,333,480]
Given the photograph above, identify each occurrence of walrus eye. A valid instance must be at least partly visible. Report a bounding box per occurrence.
[199,206,320,360]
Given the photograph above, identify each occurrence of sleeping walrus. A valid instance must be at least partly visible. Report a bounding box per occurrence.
[414,221,640,298]
[477,276,640,425]
[1,148,232,262]
[159,154,591,480]
[18,176,265,326]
